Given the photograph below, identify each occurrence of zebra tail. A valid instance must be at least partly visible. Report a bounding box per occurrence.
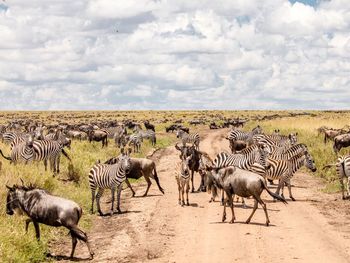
[261,179,287,204]
[322,163,337,170]
[0,149,11,161]
[61,149,72,162]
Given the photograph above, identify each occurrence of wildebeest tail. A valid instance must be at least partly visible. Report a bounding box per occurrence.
[61,149,71,162]
[261,179,287,204]
[153,166,164,194]
[0,149,11,161]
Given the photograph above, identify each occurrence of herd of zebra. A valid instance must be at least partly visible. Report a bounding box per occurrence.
[3,119,350,259]
[174,124,350,225]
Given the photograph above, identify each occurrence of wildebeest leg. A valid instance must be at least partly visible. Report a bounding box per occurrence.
[143,173,152,197]
[70,232,78,259]
[116,184,123,213]
[221,189,225,206]
[227,194,235,223]
[190,169,195,193]
[69,226,94,259]
[246,199,258,224]
[186,181,190,206]
[25,218,32,233]
[95,188,105,216]
[33,221,40,240]
[125,178,136,197]
[256,195,270,226]
[153,167,164,194]
[222,194,227,222]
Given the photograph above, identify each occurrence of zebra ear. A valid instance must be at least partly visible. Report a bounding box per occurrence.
[20,178,25,186]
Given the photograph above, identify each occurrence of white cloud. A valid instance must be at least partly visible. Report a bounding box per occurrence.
[0,0,349,110]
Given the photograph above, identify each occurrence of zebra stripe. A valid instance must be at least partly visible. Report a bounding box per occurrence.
[213,144,269,170]
[227,125,262,142]
[335,155,350,200]
[175,156,191,206]
[176,130,200,149]
[89,152,131,215]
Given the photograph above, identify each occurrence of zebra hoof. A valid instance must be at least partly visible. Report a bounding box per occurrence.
[245,220,251,224]
[266,221,270,226]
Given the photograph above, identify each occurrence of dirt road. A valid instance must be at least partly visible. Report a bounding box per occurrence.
[54,128,350,262]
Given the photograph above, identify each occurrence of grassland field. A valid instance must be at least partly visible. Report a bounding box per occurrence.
[0,110,349,262]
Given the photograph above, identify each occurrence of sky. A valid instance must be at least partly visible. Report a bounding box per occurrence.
[0,0,349,110]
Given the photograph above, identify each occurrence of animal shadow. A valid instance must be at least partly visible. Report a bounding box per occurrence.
[46,253,90,261]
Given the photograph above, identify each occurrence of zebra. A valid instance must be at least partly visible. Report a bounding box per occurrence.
[176,129,200,150]
[323,155,350,200]
[0,139,35,164]
[133,126,156,146]
[265,143,308,160]
[31,138,71,174]
[227,125,262,144]
[213,144,270,171]
[128,133,142,153]
[175,155,191,206]
[250,150,317,201]
[253,132,298,148]
[88,148,131,216]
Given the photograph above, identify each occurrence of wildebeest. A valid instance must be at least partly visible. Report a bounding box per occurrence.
[333,133,350,153]
[227,139,247,153]
[88,129,108,148]
[144,120,155,132]
[6,182,94,259]
[205,166,287,225]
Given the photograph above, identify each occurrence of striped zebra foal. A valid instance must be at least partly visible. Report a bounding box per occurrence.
[175,155,192,206]
[128,133,142,153]
[89,148,131,216]
[176,129,200,150]
[323,155,350,200]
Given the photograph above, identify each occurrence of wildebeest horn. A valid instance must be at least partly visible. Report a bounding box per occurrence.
[6,185,12,190]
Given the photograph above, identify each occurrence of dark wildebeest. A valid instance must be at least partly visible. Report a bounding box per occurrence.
[333,133,350,153]
[144,120,155,132]
[6,182,94,259]
[175,143,208,192]
[205,166,287,226]
[88,129,108,147]
[226,139,247,153]
[324,129,342,144]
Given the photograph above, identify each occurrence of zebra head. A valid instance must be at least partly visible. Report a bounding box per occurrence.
[119,148,132,174]
[288,133,298,145]
[253,125,263,135]
[176,129,184,138]
[304,151,317,172]
[181,155,191,177]
[257,143,271,167]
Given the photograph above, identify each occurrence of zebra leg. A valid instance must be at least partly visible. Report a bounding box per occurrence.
[181,185,185,206]
[246,198,258,224]
[177,179,181,205]
[90,188,95,214]
[347,177,350,199]
[186,181,190,206]
[340,176,346,200]
[275,179,284,201]
[286,179,296,201]
[110,187,115,216]
[95,188,105,216]
[116,184,123,213]
[56,155,61,174]
[44,159,48,171]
